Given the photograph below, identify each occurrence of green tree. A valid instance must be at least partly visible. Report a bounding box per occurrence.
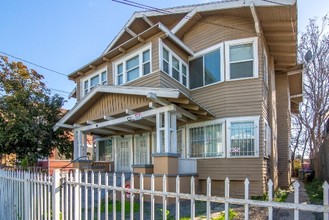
[0,56,72,165]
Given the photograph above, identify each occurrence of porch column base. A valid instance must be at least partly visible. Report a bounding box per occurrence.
[132,164,154,174]
[152,153,179,175]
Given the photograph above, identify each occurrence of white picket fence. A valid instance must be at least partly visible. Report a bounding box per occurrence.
[0,168,329,220]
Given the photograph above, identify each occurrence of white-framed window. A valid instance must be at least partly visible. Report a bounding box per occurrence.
[227,116,259,158]
[225,37,258,80]
[160,42,189,87]
[264,121,271,157]
[134,133,150,165]
[114,43,151,85]
[186,119,225,158]
[189,43,224,89]
[82,69,107,97]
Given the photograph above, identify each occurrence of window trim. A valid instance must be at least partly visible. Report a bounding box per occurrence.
[113,42,152,85]
[189,42,224,90]
[264,120,271,158]
[81,67,107,97]
[225,37,258,81]
[159,40,189,88]
[186,118,225,159]
[226,116,260,158]
[263,48,269,86]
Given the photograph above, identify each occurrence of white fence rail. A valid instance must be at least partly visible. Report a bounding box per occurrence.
[1,168,329,220]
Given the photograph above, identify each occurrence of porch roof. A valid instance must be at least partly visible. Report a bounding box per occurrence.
[54,86,215,134]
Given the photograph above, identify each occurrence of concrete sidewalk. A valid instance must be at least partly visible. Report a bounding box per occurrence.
[274,179,315,220]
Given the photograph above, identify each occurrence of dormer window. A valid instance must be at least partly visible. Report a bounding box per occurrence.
[82,69,107,97]
[114,43,152,85]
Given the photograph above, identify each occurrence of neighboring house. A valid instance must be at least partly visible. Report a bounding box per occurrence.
[55,0,302,196]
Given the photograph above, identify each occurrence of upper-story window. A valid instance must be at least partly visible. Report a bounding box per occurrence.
[114,43,151,85]
[225,37,258,80]
[83,69,107,96]
[189,44,224,89]
[161,44,188,87]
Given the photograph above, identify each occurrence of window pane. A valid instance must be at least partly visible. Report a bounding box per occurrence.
[230,44,253,62]
[182,64,187,86]
[90,75,99,88]
[230,122,255,156]
[135,135,148,164]
[163,48,169,61]
[189,57,203,89]
[143,63,150,75]
[172,68,180,81]
[182,64,187,76]
[84,80,89,90]
[118,75,123,85]
[172,56,179,69]
[205,50,221,85]
[230,61,253,79]
[101,71,107,85]
[182,75,187,87]
[117,63,123,74]
[99,140,113,161]
[189,127,204,157]
[143,50,150,62]
[127,67,139,82]
[163,60,169,74]
[126,55,139,70]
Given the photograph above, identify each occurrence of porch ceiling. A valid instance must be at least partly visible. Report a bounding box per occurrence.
[54,86,215,135]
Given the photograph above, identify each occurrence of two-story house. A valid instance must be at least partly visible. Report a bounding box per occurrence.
[55,0,303,196]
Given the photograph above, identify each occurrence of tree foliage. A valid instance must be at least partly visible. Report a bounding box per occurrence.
[291,15,329,169]
[0,56,72,164]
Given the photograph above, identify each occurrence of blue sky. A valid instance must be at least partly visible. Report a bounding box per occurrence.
[0,0,328,109]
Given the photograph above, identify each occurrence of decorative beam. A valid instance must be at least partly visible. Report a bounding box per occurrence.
[126,108,156,123]
[276,62,296,66]
[167,98,190,104]
[119,47,126,53]
[142,14,154,27]
[189,110,208,116]
[138,36,145,43]
[56,124,74,129]
[124,27,137,37]
[104,115,114,120]
[179,104,199,111]
[103,57,111,62]
[77,71,84,76]
[149,102,160,109]
[93,128,115,135]
[89,65,96,69]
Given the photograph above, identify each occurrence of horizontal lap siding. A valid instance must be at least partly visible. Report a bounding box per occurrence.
[126,71,161,88]
[183,15,255,53]
[159,72,191,96]
[191,79,263,118]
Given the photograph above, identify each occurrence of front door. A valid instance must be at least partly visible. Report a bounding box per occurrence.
[115,136,132,172]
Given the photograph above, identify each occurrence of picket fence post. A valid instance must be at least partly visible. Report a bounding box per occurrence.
[323,181,329,220]
[52,169,61,220]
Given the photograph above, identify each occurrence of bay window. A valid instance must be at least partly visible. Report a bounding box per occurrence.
[114,43,151,85]
[189,44,224,89]
[161,44,188,87]
[227,116,259,157]
[225,37,258,80]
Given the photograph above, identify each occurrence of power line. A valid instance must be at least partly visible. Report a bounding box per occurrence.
[113,0,255,34]
[0,50,68,77]
[49,88,71,94]
[261,0,288,6]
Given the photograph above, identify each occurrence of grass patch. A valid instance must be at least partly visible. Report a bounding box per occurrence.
[251,187,289,202]
[100,200,140,213]
[212,208,237,220]
[304,179,324,204]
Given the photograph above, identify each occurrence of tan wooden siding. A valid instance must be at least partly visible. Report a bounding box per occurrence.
[275,73,291,188]
[159,72,190,96]
[107,62,113,85]
[151,36,160,72]
[76,94,149,124]
[126,71,161,88]
[191,79,263,118]
[183,15,255,53]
